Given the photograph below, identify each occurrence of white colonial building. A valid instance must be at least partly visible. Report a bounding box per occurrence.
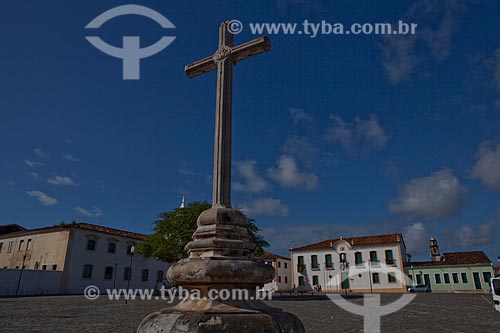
[290,233,408,293]
[0,222,169,296]
[257,252,292,292]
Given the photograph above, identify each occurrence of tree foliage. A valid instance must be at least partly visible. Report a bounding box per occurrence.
[137,201,269,262]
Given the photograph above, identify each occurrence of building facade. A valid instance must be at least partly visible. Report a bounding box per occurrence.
[0,223,169,295]
[290,233,408,293]
[257,252,292,292]
[404,238,493,293]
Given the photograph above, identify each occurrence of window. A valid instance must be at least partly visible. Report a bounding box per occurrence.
[297,256,305,272]
[278,261,281,268]
[104,266,113,280]
[18,240,24,251]
[34,262,39,270]
[416,274,422,285]
[156,270,164,282]
[452,273,459,283]
[87,239,96,251]
[297,256,304,265]
[284,262,287,269]
[339,253,347,263]
[355,252,363,265]
[372,273,380,284]
[141,269,149,282]
[444,273,450,284]
[434,273,442,284]
[0,242,3,253]
[126,245,135,255]
[278,276,282,283]
[325,254,333,269]
[82,264,93,279]
[42,265,47,270]
[298,276,305,286]
[285,276,288,283]
[311,255,319,269]
[461,272,468,283]
[313,275,319,285]
[7,241,13,253]
[369,251,378,263]
[26,239,32,251]
[107,242,116,253]
[52,264,57,271]
[483,272,492,283]
[388,273,396,283]
[124,267,131,281]
[385,250,394,265]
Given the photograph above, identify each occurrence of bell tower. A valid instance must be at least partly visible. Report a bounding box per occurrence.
[430,236,441,262]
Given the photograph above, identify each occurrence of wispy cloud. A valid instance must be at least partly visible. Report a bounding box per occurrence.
[25,160,43,168]
[26,190,58,206]
[379,0,468,84]
[47,175,78,186]
[240,197,289,217]
[267,155,319,190]
[62,154,81,162]
[455,220,498,247]
[64,138,72,144]
[233,160,270,194]
[389,168,465,220]
[75,206,103,219]
[289,108,313,125]
[34,148,50,159]
[403,222,427,255]
[470,141,500,190]
[325,114,388,156]
[29,172,42,181]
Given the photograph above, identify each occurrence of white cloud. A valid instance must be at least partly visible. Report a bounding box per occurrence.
[379,0,467,84]
[29,172,42,180]
[240,197,289,217]
[7,180,16,186]
[65,138,72,144]
[47,175,77,186]
[75,206,103,219]
[26,190,58,206]
[325,114,388,155]
[25,160,43,168]
[389,168,465,220]
[267,155,319,190]
[403,222,427,254]
[470,141,500,190]
[62,154,81,162]
[34,148,50,159]
[233,160,269,193]
[455,220,498,247]
[289,108,313,125]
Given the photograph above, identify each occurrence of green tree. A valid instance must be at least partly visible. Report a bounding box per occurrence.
[137,201,269,262]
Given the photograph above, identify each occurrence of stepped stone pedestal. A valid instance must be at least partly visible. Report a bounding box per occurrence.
[137,208,305,332]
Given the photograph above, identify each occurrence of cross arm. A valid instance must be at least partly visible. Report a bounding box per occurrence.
[184,36,271,79]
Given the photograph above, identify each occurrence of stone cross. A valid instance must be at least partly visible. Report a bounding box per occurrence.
[185,21,270,208]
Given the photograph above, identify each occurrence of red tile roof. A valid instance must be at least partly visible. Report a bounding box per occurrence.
[0,222,146,241]
[0,224,26,235]
[290,233,403,252]
[405,251,492,267]
[256,251,290,261]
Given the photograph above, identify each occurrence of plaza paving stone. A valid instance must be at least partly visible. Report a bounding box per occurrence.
[0,293,498,332]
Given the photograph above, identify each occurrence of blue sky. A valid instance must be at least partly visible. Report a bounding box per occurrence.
[1,0,499,262]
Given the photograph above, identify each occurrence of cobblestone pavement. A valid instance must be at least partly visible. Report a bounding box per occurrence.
[0,293,498,332]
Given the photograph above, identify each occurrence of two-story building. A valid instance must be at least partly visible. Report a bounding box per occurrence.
[290,233,408,293]
[257,252,292,292]
[0,222,169,296]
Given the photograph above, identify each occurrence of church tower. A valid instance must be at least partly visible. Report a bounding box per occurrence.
[430,236,441,262]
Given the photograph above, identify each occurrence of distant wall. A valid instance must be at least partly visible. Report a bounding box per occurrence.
[0,269,62,296]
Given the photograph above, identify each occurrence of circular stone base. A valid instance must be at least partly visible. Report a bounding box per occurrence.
[137,306,305,333]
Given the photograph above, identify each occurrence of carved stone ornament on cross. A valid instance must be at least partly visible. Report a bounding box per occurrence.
[137,21,305,333]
